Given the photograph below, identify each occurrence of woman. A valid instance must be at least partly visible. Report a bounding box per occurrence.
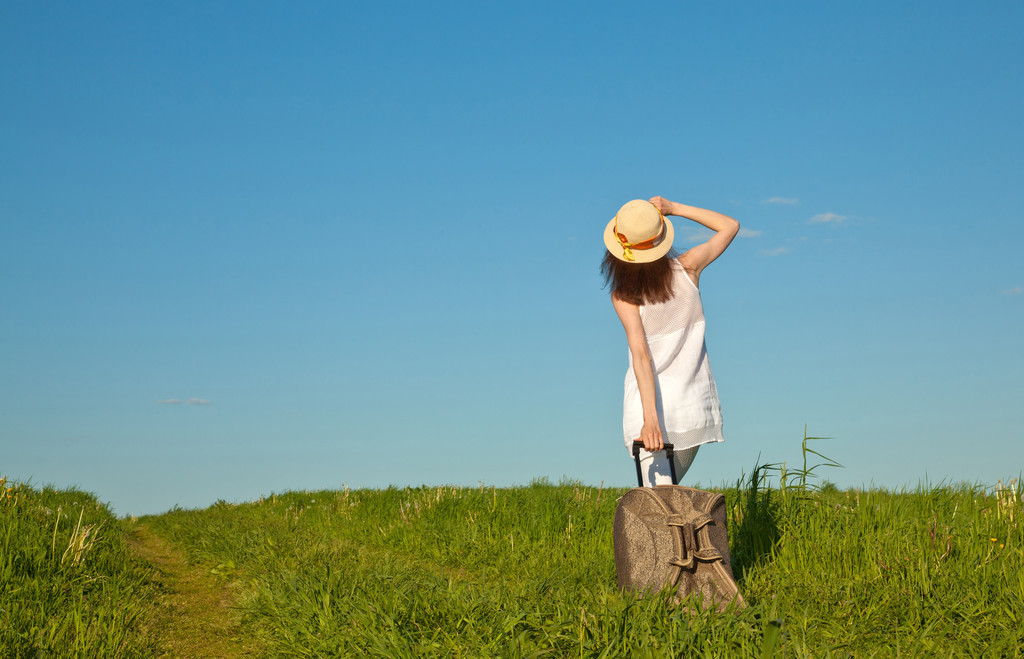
[602,196,739,486]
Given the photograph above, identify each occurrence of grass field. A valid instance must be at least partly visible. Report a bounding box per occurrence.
[0,477,159,656]
[3,439,1023,657]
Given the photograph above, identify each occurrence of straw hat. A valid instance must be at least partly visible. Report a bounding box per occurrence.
[603,200,674,263]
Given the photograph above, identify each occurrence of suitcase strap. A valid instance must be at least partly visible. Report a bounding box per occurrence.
[631,440,678,486]
[666,513,724,570]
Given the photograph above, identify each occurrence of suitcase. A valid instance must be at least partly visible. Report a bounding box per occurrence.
[613,441,745,610]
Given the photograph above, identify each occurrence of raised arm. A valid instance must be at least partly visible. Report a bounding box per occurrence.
[611,294,664,452]
[649,196,739,285]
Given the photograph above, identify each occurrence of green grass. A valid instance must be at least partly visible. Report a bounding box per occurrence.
[4,433,1023,657]
[0,477,159,657]
[141,465,1024,657]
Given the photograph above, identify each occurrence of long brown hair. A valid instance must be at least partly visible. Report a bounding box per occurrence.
[600,251,677,305]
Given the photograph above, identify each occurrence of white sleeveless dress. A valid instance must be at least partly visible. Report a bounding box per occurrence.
[622,259,724,452]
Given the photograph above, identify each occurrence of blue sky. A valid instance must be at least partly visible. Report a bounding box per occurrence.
[3,2,1022,515]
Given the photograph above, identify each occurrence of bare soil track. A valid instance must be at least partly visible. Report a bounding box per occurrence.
[127,524,262,658]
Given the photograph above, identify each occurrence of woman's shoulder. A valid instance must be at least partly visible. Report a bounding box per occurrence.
[671,255,700,289]
[669,257,691,278]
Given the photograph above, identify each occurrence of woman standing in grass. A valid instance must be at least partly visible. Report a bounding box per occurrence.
[602,197,739,486]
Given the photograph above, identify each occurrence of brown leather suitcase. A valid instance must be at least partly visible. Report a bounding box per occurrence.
[613,442,745,610]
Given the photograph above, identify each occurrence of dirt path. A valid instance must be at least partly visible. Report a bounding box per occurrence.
[126,524,262,658]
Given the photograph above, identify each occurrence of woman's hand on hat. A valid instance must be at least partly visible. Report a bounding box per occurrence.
[648,196,675,216]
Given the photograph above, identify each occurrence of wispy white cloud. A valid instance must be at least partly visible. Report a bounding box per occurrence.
[809,212,848,224]
[157,399,183,405]
[1002,286,1022,296]
[738,228,762,238]
[681,227,714,244]
[186,398,212,406]
[759,246,790,256]
[761,197,800,206]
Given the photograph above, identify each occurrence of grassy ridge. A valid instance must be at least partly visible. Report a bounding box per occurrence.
[143,473,1024,657]
[0,477,158,657]
[3,458,1022,657]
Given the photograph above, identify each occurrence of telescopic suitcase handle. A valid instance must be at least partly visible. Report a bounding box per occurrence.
[631,440,678,487]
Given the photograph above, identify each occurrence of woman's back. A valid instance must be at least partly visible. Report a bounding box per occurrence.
[637,261,703,341]
[623,259,722,451]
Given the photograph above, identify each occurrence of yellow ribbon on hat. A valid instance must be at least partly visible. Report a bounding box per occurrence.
[614,207,667,262]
